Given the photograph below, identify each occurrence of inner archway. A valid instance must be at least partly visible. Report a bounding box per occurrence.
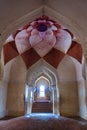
[34,76,50,100]
[32,76,53,113]
[25,60,60,115]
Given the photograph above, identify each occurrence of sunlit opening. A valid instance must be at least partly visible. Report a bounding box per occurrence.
[39,85,45,97]
[25,84,28,99]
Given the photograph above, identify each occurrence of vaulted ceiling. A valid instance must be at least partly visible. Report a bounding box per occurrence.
[3,15,82,69]
[0,0,87,59]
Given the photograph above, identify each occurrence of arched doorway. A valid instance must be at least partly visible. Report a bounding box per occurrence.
[34,76,50,101]
[25,59,60,115]
[32,76,53,113]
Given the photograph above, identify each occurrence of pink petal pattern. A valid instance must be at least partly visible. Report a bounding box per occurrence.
[29,34,42,47]
[31,29,38,35]
[54,30,72,53]
[33,35,56,57]
[3,15,82,69]
[15,30,31,54]
[27,26,33,32]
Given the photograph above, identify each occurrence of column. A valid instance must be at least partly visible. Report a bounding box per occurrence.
[52,85,60,115]
[50,85,60,115]
[25,84,33,115]
[81,56,87,119]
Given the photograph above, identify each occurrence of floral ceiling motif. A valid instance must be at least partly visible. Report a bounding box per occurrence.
[3,15,82,69]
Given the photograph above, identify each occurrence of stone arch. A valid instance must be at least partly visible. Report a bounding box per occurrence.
[35,74,52,86]
[2,11,86,118]
[34,76,50,101]
[27,61,57,87]
[25,59,60,115]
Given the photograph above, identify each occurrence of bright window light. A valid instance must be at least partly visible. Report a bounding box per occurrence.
[39,85,45,97]
[25,84,28,99]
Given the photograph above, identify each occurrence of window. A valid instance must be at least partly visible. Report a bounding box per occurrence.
[39,85,45,97]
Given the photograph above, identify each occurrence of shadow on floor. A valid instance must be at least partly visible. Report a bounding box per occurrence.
[0,114,87,130]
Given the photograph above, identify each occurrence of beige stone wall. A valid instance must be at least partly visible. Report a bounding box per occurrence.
[7,82,25,116]
[57,56,80,117]
[59,81,79,117]
[6,56,27,116]
[0,58,12,118]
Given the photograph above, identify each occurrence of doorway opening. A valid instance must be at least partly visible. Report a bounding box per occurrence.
[32,76,52,113]
[25,62,60,115]
[34,76,50,101]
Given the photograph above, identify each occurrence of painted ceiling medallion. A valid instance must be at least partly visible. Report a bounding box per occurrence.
[3,15,82,69]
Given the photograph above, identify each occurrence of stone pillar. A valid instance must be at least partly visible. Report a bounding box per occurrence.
[25,84,33,115]
[85,59,87,119]
[0,80,8,118]
[81,56,87,119]
[52,85,60,115]
[84,65,87,119]
[0,45,8,118]
[25,84,29,115]
[51,87,54,114]
[50,87,53,103]
[54,87,60,115]
[78,79,87,119]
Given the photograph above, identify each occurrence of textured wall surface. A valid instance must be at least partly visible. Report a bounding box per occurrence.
[59,81,79,116]
[6,56,27,116]
[7,82,25,116]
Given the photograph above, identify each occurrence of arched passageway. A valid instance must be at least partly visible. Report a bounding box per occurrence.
[25,60,60,115]
[1,15,87,120]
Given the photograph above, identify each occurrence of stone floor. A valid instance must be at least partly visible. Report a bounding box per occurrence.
[0,114,87,130]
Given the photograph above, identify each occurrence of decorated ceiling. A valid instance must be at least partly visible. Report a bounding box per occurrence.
[3,15,82,69]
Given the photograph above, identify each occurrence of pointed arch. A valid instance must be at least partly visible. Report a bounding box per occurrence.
[26,59,60,115]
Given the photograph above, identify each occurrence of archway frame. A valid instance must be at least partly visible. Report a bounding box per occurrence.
[25,59,60,115]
